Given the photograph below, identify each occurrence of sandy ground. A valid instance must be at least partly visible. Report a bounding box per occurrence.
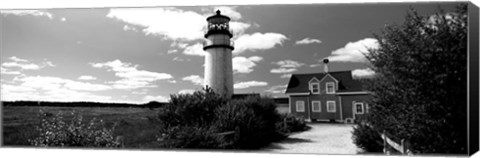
[263,123,362,155]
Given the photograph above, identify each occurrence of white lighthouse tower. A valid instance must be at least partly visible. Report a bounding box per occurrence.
[203,10,234,99]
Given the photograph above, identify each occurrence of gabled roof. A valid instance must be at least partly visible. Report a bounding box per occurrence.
[285,70,364,94]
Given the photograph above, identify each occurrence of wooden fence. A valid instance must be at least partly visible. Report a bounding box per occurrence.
[364,123,414,155]
[380,130,413,155]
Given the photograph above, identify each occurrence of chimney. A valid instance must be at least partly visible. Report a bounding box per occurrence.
[323,58,329,73]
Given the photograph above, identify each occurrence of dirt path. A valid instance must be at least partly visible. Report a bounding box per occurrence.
[263,123,362,154]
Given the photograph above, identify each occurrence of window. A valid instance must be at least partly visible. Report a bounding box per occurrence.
[296,101,305,112]
[355,102,364,114]
[326,82,335,94]
[310,83,320,94]
[312,101,321,112]
[327,101,336,112]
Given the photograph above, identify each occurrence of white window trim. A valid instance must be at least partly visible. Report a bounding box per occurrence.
[296,101,305,112]
[326,82,335,94]
[327,101,336,112]
[312,101,321,112]
[310,82,320,94]
[355,102,364,114]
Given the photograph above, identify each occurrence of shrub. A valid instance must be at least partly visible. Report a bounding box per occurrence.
[363,4,468,153]
[156,88,286,149]
[29,111,120,148]
[214,96,285,149]
[157,125,222,149]
[352,122,384,153]
[277,113,309,134]
[157,87,227,129]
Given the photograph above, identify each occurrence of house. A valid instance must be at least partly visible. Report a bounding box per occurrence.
[285,70,371,123]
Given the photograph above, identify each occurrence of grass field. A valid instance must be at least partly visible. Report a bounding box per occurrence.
[2,105,163,148]
[3,104,292,149]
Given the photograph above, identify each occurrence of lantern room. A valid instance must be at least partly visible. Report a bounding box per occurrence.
[205,10,233,38]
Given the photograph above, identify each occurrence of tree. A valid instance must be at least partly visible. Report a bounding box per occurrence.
[362,4,468,154]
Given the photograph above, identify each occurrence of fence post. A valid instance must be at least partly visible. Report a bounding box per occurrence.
[401,139,405,154]
[382,130,388,155]
[234,125,240,142]
[405,140,412,155]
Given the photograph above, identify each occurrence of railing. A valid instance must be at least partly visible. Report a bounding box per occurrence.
[364,123,414,155]
[215,126,240,141]
[381,130,413,155]
[204,27,234,37]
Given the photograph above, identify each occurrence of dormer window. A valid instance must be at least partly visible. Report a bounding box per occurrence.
[326,82,335,94]
[309,77,320,94]
[310,83,320,94]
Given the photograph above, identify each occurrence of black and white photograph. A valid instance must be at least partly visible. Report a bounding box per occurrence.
[1,0,478,157]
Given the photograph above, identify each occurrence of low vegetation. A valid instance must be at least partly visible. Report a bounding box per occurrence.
[155,88,288,149]
[3,88,308,149]
[351,122,383,152]
[29,111,120,148]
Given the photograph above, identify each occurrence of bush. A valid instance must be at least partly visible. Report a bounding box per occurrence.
[277,113,309,134]
[156,88,286,149]
[363,4,468,153]
[157,125,222,149]
[214,96,285,149]
[29,111,120,148]
[352,122,383,152]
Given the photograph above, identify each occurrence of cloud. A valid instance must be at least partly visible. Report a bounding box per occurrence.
[273,60,305,68]
[143,95,169,103]
[2,62,40,70]
[1,75,115,102]
[1,56,55,71]
[232,56,263,73]
[17,76,112,91]
[309,64,322,68]
[182,75,203,86]
[270,60,305,77]
[183,43,206,56]
[168,49,178,54]
[1,10,53,19]
[1,67,22,75]
[178,89,196,94]
[280,74,292,79]
[327,38,379,63]
[211,6,242,20]
[1,83,113,103]
[172,57,184,61]
[352,68,376,79]
[10,56,28,62]
[234,81,268,89]
[91,59,173,89]
[123,25,138,32]
[270,68,297,74]
[230,22,251,35]
[265,84,287,94]
[78,75,97,81]
[107,7,206,41]
[233,32,288,53]
[295,38,322,45]
[44,61,56,67]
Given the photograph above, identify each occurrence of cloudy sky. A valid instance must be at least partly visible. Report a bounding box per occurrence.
[0,2,460,103]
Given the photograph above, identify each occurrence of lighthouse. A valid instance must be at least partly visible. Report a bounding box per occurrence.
[203,10,234,99]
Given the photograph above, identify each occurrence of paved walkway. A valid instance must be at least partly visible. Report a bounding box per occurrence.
[263,123,362,155]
